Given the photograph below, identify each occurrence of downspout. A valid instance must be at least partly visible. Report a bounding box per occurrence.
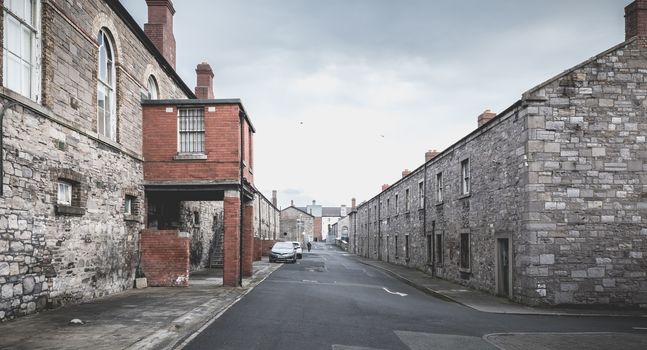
[0,102,18,197]
[423,159,432,276]
[377,193,381,261]
[238,110,245,286]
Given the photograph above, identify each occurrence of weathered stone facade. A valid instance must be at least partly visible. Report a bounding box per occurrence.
[179,201,223,271]
[350,35,647,307]
[253,192,280,241]
[0,0,193,321]
[280,206,314,243]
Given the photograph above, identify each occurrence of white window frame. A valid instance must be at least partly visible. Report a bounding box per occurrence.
[147,75,159,100]
[124,196,134,215]
[97,29,116,140]
[3,0,41,101]
[436,172,443,203]
[57,181,72,206]
[461,158,470,195]
[177,108,205,154]
[418,181,424,209]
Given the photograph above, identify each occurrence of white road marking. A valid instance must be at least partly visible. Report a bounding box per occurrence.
[302,280,318,283]
[382,287,407,296]
[633,327,647,330]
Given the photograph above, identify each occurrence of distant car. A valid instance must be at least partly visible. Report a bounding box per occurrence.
[291,242,303,259]
[269,242,297,263]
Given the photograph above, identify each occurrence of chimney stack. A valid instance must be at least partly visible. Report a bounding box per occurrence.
[272,190,277,207]
[351,198,356,210]
[402,169,411,178]
[290,200,294,206]
[382,184,390,191]
[477,109,497,127]
[312,200,316,206]
[195,62,214,99]
[144,0,176,69]
[626,0,647,40]
[425,149,440,162]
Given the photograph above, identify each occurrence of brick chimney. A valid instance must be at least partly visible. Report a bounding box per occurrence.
[477,109,497,127]
[195,62,214,99]
[144,0,176,69]
[271,190,277,207]
[402,169,411,178]
[382,184,390,191]
[290,200,294,206]
[626,0,647,40]
[351,198,356,210]
[425,149,440,162]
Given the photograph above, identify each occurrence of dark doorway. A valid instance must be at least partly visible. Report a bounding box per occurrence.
[497,238,510,297]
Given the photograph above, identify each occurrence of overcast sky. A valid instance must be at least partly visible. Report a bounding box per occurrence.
[121,0,624,209]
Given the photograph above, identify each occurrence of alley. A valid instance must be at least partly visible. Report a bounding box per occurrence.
[183,243,647,350]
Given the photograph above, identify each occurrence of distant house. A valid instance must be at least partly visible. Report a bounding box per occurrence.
[298,201,348,241]
[280,205,314,243]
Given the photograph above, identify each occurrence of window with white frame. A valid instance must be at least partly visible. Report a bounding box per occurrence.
[405,188,410,212]
[418,181,424,209]
[461,158,470,195]
[3,0,40,100]
[436,172,443,202]
[124,195,134,215]
[97,29,116,140]
[57,181,72,206]
[178,108,205,153]
[146,75,159,100]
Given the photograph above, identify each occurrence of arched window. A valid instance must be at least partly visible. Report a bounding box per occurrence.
[97,29,116,140]
[147,75,159,100]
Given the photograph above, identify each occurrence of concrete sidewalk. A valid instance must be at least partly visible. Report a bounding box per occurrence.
[355,256,647,317]
[0,258,281,350]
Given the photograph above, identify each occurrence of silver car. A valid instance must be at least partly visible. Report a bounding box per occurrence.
[269,242,297,263]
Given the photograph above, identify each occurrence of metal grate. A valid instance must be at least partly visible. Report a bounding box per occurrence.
[178,108,205,153]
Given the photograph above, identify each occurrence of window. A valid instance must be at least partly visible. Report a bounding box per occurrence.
[435,233,443,264]
[405,189,410,212]
[394,235,399,258]
[193,211,200,225]
[3,0,40,100]
[461,159,470,195]
[386,198,390,217]
[418,181,424,209]
[97,29,116,140]
[436,172,443,203]
[124,195,135,215]
[146,75,159,100]
[178,108,205,153]
[57,181,72,205]
[460,233,470,270]
[405,235,409,259]
[395,194,399,214]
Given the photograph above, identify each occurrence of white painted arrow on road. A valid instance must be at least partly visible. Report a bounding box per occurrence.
[383,287,407,296]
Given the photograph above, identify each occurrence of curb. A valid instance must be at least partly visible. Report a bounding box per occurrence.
[356,259,461,305]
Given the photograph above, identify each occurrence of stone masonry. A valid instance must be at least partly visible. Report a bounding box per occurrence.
[349,5,647,307]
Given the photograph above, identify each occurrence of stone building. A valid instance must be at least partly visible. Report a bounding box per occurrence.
[0,0,277,321]
[298,201,348,241]
[280,205,314,244]
[349,1,647,307]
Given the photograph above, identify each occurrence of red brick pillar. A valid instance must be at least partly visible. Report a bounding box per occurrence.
[223,191,241,286]
[242,203,254,277]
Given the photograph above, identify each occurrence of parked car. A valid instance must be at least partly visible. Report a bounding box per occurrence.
[291,242,303,259]
[269,242,297,263]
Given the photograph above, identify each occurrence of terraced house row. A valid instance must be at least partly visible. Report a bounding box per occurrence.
[348,0,647,307]
[0,0,278,321]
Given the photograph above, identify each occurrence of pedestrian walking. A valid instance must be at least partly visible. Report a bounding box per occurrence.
[306,241,312,252]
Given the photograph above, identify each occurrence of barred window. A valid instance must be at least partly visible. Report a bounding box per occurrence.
[178,108,205,153]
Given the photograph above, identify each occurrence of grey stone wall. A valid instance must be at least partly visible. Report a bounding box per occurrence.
[520,38,647,307]
[179,202,223,271]
[253,194,280,241]
[1,0,191,321]
[280,207,313,243]
[350,37,647,307]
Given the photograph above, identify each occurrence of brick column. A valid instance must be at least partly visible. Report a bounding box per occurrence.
[223,191,241,286]
[242,203,254,277]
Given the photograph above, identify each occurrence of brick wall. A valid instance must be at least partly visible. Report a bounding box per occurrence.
[242,204,254,277]
[223,195,241,286]
[140,230,189,287]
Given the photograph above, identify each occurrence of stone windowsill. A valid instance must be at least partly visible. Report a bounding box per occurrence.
[435,201,444,207]
[174,153,208,160]
[459,267,472,274]
[459,193,471,200]
[124,214,140,222]
[55,205,85,216]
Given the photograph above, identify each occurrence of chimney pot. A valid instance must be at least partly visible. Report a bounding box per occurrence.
[290,200,294,206]
[195,62,215,99]
[312,200,316,205]
[477,109,497,127]
[351,198,357,210]
[144,0,176,69]
[381,184,390,191]
[272,190,277,207]
[402,169,411,178]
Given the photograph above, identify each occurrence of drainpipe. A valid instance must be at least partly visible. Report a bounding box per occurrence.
[238,110,245,287]
[0,101,18,197]
[377,193,381,261]
[423,159,432,276]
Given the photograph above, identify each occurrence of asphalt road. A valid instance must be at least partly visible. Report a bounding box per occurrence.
[184,243,647,350]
